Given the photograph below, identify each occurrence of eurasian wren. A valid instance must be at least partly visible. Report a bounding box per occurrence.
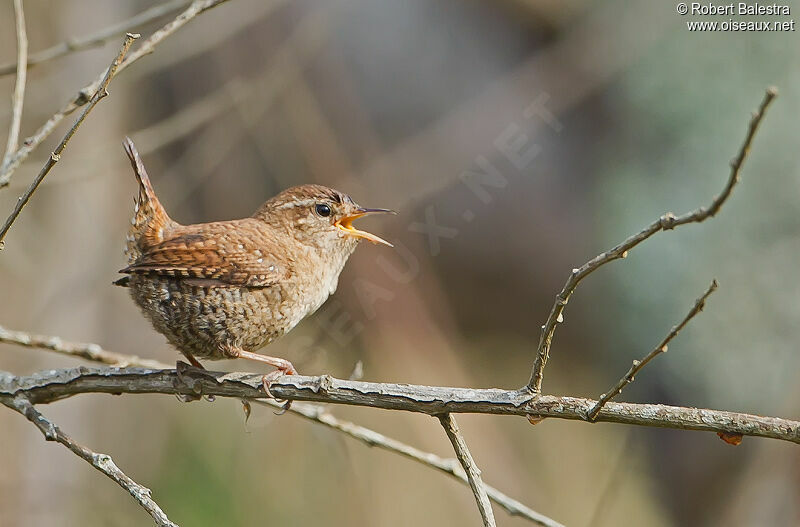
[115,138,393,381]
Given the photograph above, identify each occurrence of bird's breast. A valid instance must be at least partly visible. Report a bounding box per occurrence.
[284,247,352,324]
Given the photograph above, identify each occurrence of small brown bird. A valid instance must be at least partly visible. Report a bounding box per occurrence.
[115,137,393,386]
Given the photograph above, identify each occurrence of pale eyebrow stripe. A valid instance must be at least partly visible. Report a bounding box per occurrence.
[275,199,317,210]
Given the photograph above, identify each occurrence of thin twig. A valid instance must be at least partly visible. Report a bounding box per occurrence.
[0,328,559,525]
[4,367,797,443]
[1,395,177,527]
[587,280,718,421]
[252,400,562,526]
[0,0,189,77]
[0,0,232,187]
[0,33,138,248]
[2,0,28,162]
[0,325,164,368]
[527,87,778,393]
[438,413,496,527]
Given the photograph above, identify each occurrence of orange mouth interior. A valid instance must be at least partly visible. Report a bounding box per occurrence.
[335,212,393,247]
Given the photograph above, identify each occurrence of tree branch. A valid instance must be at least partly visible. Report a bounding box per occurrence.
[0,33,138,248]
[0,0,232,187]
[0,0,190,77]
[1,329,561,526]
[2,0,28,163]
[2,366,798,444]
[527,87,778,393]
[1,395,177,527]
[0,325,165,368]
[438,413,496,527]
[587,279,718,421]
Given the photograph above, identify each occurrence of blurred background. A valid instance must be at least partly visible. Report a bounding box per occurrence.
[1,1,799,525]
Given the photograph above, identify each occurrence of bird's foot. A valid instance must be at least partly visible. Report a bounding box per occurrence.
[175,359,212,403]
[227,347,297,413]
[261,365,297,414]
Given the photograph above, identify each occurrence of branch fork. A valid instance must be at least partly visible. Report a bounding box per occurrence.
[527,87,777,395]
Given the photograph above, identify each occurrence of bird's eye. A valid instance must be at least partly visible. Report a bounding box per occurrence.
[315,203,331,217]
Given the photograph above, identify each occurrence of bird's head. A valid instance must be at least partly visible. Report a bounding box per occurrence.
[254,184,395,253]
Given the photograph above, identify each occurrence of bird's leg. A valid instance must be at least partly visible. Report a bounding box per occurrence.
[227,347,297,412]
[181,351,205,369]
[233,349,297,375]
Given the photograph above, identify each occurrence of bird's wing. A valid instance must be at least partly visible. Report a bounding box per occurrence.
[118,224,286,288]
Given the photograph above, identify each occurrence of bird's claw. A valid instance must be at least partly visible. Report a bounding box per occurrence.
[261,369,293,414]
[175,360,206,402]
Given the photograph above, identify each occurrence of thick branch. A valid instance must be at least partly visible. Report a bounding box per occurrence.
[2,329,560,525]
[2,0,27,162]
[527,87,778,393]
[0,33,138,247]
[439,413,496,527]
[587,280,718,420]
[2,367,798,444]
[0,0,189,77]
[1,395,177,527]
[0,0,232,187]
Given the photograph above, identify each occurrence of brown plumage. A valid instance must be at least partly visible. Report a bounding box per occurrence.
[116,137,393,381]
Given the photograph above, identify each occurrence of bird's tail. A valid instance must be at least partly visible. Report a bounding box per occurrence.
[122,137,174,263]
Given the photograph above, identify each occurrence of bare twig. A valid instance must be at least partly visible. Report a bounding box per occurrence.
[2,0,28,162]
[253,400,562,527]
[438,413,496,527]
[2,367,798,444]
[0,0,189,77]
[1,395,177,527]
[587,280,718,421]
[0,325,164,368]
[0,33,138,248]
[527,87,778,393]
[1,328,559,526]
[0,0,233,187]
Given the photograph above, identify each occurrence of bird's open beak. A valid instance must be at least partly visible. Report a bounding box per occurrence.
[335,208,395,247]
